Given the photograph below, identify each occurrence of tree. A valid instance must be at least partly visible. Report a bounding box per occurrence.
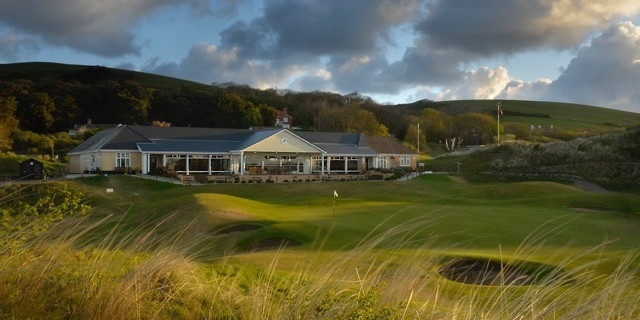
[0,96,19,151]
[18,92,55,133]
[504,122,531,139]
[450,113,497,145]
[419,108,450,142]
[403,122,427,152]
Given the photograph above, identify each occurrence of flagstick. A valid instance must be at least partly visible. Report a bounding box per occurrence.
[332,198,335,218]
[332,190,338,218]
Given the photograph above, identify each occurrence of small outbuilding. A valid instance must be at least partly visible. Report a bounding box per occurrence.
[19,158,44,180]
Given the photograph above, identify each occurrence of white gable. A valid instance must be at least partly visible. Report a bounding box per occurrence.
[243,131,322,153]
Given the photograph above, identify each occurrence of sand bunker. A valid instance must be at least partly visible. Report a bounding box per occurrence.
[438,258,566,286]
[215,224,262,235]
[250,237,301,251]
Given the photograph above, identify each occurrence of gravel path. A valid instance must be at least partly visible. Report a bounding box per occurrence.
[572,179,609,193]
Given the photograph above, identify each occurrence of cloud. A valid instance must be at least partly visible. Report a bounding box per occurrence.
[0,30,39,60]
[438,67,512,100]
[417,0,640,55]
[144,42,308,89]
[500,22,640,112]
[0,0,212,57]
[114,62,137,71]
[221,0,421,57]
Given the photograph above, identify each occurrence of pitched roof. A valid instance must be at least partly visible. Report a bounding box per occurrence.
[232,129,282,150]
[69,126,403,157]
[295,131,376,155]
[137,139,240,153]
[364,136,415,155]
[68,126,123,154]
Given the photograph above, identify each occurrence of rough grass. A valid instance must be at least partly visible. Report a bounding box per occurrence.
[0,152,66,177]
[1,175,639,319]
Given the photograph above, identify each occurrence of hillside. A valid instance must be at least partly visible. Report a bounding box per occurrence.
[2,62,639,150]
[425,125,640,190]
[399,99,640,131]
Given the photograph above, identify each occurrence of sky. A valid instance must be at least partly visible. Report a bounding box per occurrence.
[1,0,639,112]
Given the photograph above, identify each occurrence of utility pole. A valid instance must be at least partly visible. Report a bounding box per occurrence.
[497,102,502,146]
[417,122,420,154]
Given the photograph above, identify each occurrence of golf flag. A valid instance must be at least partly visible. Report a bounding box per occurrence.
[333,190,339,198]
[498,106,503,116]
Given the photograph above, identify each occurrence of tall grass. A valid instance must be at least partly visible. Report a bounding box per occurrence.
[1,184,639,319]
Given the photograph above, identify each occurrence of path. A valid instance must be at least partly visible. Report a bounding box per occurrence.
[572,179,609,193]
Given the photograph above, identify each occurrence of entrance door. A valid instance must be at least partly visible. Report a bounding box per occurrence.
[149,156,158,174]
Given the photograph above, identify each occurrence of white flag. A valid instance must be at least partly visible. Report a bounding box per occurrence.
[333,190,339,198]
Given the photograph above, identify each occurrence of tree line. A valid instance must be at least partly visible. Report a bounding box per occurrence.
[0,65,581,156]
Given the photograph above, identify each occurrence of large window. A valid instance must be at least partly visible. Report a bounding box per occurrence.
[188,155,208,172]
[346,157,359,172]
[116,152,130,168]
[377,156,387,169]
[311,156,324,172]
[211,156,230,172]
[400,156,410,167]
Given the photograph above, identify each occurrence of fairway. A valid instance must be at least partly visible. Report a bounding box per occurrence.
[77,174,640,268]
[3,174,639,319]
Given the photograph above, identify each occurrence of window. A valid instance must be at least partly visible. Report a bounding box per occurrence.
[377,156,387,169]
[116,152,130,168]
[400,156,410,167]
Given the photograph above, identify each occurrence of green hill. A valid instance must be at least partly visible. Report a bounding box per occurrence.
[399,99,640,131]
[2,62,639,142]
[0,61,210,92]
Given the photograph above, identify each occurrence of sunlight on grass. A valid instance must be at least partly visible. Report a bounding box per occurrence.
[1,176,639,319]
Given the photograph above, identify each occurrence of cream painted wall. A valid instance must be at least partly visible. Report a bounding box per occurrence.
[69,155,81,173]
[100,152,116,171]
[99,151,142,171]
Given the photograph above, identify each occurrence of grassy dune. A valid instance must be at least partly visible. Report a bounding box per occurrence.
[1,175,639,319]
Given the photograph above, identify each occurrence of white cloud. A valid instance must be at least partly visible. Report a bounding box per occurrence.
[438,66,512,100]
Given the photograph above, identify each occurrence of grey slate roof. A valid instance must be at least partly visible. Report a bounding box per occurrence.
[68,126,123,154]
[137,139,240,153]
[69,125,405,157]
[296,131,376,155]
[231,129,282,151]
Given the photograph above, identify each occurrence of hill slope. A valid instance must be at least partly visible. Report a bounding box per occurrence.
[398,99,640,131]
[2,62,639,137]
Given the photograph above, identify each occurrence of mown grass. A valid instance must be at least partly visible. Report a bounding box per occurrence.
[1,175,639,319]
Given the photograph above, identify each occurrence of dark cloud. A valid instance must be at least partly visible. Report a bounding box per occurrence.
[220,20,275,59]
[114,62,137,71]
[417,0,640,55]
[0,0,213,57]
[545,22,640,111]
[220,0,421,57]
[144,42,309,88]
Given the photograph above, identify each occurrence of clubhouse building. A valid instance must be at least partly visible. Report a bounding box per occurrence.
[68,125,416,179]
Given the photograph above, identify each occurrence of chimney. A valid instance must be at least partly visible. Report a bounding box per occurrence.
[283,107,288,115]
